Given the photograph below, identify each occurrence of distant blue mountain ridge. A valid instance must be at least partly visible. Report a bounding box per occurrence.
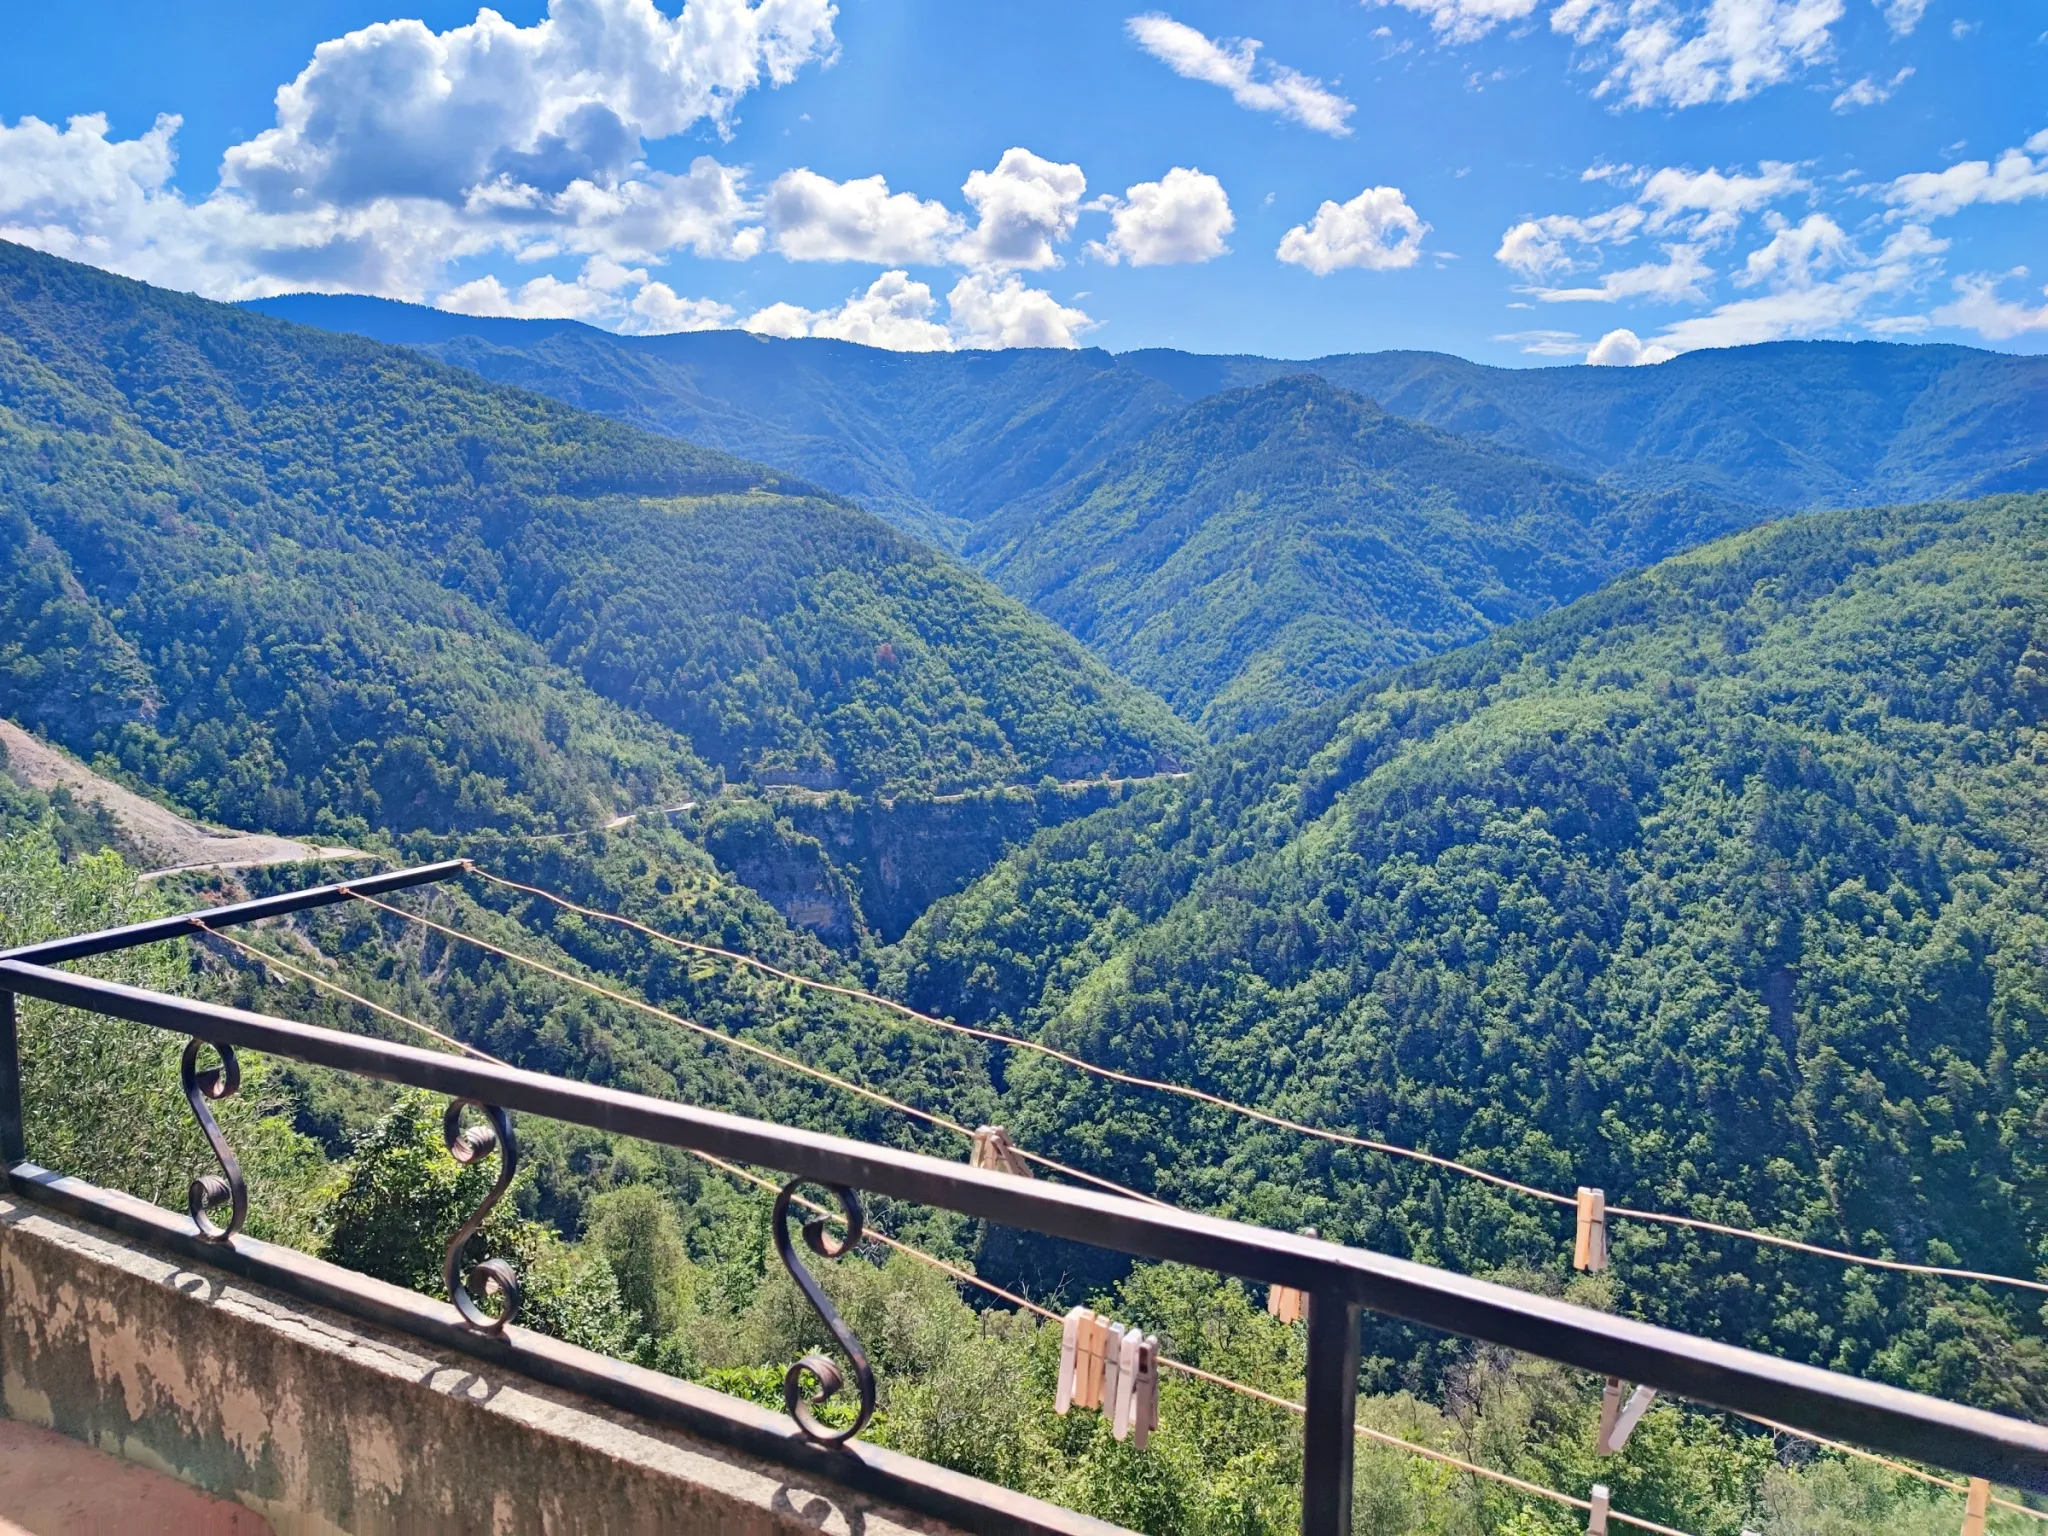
[247,292,2048,540]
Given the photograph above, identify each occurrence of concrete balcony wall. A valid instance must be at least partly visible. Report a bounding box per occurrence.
[0,1189,1123,1536]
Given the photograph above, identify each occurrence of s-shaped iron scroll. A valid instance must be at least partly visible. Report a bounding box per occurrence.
[181,1039,247,1243]
[773,1180,877,1446]
[442,1098,522,1332]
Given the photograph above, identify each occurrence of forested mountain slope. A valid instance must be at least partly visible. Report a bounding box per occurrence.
[0,243,1191,835]
[885,490,2048,1410]
[251,293,2048,540]
[242,292,1188,549]
[969,374,1755,734]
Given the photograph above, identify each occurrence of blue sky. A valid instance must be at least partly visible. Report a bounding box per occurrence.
[0,0,2041,363]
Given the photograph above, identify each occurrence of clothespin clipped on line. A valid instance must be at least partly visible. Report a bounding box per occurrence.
[1575,1187,1608,1273]
[1962,1476,1990,1536]
[1056,1307,1160,1449]
[1267,1228,1317,1324]
[1587,1482,1610,1536]
[1596,1376,1657,1455]
[969,1124,1032,1178]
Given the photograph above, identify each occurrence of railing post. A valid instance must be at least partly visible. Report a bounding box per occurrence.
[1302,1291,1361,1536]
[0,990,23,1166]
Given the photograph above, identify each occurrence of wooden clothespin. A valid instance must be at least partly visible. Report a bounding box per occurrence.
[1056,1306,1086,1415]
[1268,1228,1316,1323]
[1101,1321,1127,1417]
[1132,1334,1160,1450]
[1596,1376,1657,1454]
[1111,1325,1143,1440]
[970,1124,1032,1177]
[1071,1311,1109,1411]
[1587,1483,1610,1535]
[1575,1187,1609,1272]
[1961,1477,1990,1536]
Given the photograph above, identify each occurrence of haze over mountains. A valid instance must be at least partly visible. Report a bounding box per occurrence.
[250,290,2048,735]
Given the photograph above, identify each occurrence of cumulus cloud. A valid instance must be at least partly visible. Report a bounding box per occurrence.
[764,169,962,263]
[1126,14,1355,136]
[1737,213,1849,288]
[0,0,831,303]
[1277,186,1428,274]
[1831,66,1913,111]
[946,270,1096,348]
[435,254,735,332]
[1586,327,1677,364]
[1368,0,1542,43]
[743,269,954,350]
[222,0,834,210]
[1088,167,1233,266]
[1638,161,1806,236]
[1495,206,1647,276]
[1550,0,1843,109]
[1885,129,2048,219]
[955,149,1088,269]
[1531,244,1713,302]
[1932,270,2048,340]
[1650,222,1947,351]
[1875,0,1930,34]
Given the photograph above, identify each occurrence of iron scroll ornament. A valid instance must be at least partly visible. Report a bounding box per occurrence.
[442,1098,523,1332]
[181,1039,248,1242]
[772,1180,878,1446]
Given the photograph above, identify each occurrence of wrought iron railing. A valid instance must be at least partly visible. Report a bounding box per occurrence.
[2,862,2045,1536]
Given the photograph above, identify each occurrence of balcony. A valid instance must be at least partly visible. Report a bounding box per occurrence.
[3,863,2044,1534]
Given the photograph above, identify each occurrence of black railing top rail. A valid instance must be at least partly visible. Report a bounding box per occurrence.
[5,950,2047,1500]
[0,860,466,968]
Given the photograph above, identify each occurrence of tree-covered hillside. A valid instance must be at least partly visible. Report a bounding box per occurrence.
[251,294,2048,543]
[1122,341,2048,511]
[969,374,1754,734]
[886,490,2048,1413]
[0,242,1192,835]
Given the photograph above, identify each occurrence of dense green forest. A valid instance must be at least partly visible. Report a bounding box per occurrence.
[885,490,2048,1424]
[969,374,1752,733]
[0,242,1191,831]
[253,292,2048,542]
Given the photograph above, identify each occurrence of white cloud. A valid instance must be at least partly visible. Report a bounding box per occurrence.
[1495,207,1647,276]
[1650,222,1947,350]
[1639,161,1806,237]
[946,270,1097,348]
[1088,167,1233,267]
[223,0,834,209]
[1737,212,1849,288]
[1531,244,1713,302]
[763,168,962,263]
[1551,0,1844,109]
[1885,129,2048,218]
[738,268,1098,352]
[1495,328,1587,355]
[0,0,830,304]
[743,269,954,350]
[1932,270,2048,340]
[1831,66,1913,110]
[1368,0,1542,43]
[1277,186,1429,274]
[1586,327,1677,364]
[1876,0,1930,35]
[955,149,1088,270]
[1125,14,1355,136]
[433,254,735,333]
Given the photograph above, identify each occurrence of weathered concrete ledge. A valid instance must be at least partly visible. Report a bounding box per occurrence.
[0,1184,1125,1536]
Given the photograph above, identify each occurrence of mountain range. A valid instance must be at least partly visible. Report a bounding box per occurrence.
[248,290,2048,736]
[0,242,1191,838]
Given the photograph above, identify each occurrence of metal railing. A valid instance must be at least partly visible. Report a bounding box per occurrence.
[3,862,2046,1536]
